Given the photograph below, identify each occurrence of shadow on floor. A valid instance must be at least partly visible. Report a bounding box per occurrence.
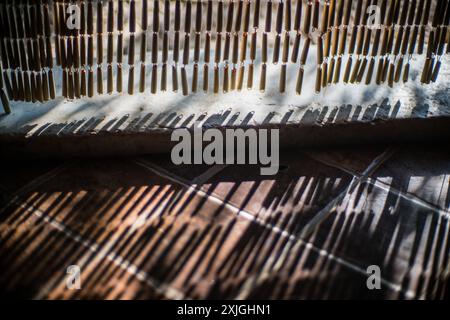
[0,148,448,299]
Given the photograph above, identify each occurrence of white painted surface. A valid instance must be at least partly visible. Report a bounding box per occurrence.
[1,48,449,137]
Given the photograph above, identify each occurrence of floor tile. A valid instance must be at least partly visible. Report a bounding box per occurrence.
[1,151,449,299]
[142,153,214,182]
[0,211,85,299]
[0,158,254,298]
[0,157,388,299]
[44,256,165,300]
[1,194,402,299]
[0,199,164,300]
[309,180,450,299]
[195,152,353,236]
[372,147,450,212]
[304,146,386,175]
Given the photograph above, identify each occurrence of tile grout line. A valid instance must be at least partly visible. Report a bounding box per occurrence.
[134,156,411,297]
[235,147,419,298]
[302,152,363,178]
[2,150,436,299]
[307,149,450,216]
[367,177,450,220]
[298,147,397,239]
[135,159,303,235]
[190,164,229,185]
[4,195,186,300]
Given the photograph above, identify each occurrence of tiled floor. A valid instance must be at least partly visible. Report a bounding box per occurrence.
[0,146,449,299]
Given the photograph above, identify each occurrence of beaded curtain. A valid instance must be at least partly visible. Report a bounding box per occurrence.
[0,0,449,114]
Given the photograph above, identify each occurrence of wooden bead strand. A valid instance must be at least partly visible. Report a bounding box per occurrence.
[127,0,136,95]
[248,0,261,89]
[172,0,181,92]
[181,0,192,95]
[203,0,213,92]
[162,0,170,92]
[259,0,273,92]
